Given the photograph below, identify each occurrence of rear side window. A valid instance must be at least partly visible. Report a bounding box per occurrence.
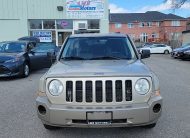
[33,43,56,53]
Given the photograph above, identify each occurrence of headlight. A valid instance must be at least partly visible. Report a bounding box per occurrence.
[135,79,150,95]
[184,51,190,54]
[48,80,63,96]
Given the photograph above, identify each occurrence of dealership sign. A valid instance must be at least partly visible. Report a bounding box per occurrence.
[66,0,105,19]
[32,31,52,42]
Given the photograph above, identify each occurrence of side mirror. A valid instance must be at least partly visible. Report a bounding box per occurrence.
[27,44,34,52]
[141,49,150,59]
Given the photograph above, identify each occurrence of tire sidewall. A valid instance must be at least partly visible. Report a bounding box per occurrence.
[164,50,169,54]
[22,63,30,77]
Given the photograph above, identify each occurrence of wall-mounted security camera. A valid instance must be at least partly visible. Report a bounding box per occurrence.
[57,6,63,11]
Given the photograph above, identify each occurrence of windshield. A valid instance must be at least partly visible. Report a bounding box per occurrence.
[0,42,26,53]
[61,37,137,60]
[32,43,56,53]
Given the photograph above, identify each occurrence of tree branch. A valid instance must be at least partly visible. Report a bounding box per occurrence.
[164,0,189,9]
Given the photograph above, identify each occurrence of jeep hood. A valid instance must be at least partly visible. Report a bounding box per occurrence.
[46,60,152,78]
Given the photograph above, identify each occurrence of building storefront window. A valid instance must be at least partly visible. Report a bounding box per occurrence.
[88,20,100,29]
[29,30,56,43]
[29,19,101,46]
[43,20,55,29]
[56,20,73,29]
[29,20,42,29]
[29,20,71,45]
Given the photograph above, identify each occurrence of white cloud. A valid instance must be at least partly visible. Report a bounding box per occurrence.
[181,2,190,9]
[109,1,190,17]
[137,0,190,13]
[109,3,129,13]
[137,0,172,12]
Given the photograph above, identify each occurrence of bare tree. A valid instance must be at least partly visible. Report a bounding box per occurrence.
[164,0,189,9]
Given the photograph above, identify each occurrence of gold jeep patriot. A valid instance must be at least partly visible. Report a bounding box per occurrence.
[36,33,162,130]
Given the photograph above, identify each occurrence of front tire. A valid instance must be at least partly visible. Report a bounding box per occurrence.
[22,63,30,78]
[143,123,157,128]
[164,50,169,54]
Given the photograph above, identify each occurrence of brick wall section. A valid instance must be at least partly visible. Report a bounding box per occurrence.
[109,20,187,42]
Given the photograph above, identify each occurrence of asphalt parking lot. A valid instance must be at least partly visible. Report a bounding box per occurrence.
[0,55,190,138]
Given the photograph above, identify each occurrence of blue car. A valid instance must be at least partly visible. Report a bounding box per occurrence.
[0,41,59,78]
[171,43,190,58]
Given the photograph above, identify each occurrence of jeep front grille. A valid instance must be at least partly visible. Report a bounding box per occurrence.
[65,80,132,103]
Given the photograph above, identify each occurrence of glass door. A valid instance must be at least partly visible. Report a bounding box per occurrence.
[58,32,72,46]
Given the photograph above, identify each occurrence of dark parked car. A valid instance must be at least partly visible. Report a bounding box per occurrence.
[171,43,190,58]
[178,49,190,60]
[0,41,58,78]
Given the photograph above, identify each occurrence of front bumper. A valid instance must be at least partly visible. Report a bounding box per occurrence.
[177,52,190,59]
[171,52,180,58]
[36,96,162,128]
[0,62,22,77]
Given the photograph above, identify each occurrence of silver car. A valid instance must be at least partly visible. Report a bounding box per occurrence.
[36,34,162,130]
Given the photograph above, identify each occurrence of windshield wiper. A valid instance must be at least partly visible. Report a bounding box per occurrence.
[90,56,129,60]
[61,56,85,60]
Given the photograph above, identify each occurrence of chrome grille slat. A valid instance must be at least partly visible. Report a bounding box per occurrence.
[92,81,96,103]
[82,81,86,102]
[122,80,126,102]
[112,82,116,102]
[73,81,76,103]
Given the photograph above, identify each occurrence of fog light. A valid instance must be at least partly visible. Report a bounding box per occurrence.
[155,90,160,96]
[37,91,46,97]
[153,104,161,113]
[38,105,46,115]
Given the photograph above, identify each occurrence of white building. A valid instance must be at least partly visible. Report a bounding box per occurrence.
[0,0,109,46]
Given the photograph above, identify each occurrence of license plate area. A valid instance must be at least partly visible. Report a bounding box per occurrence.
[86,111,113,125]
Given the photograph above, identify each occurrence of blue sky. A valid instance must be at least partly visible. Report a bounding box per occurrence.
[109,0,190,17]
